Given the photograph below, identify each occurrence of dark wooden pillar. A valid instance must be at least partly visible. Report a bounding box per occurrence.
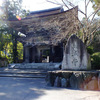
[28,46,38,63]
[24,46,30,63]
[23,46,25,62]
[60,43,63,61]
[49,45,54,62]
[29,47,32,63]
[53,43,63,62]
[32,46,38,63]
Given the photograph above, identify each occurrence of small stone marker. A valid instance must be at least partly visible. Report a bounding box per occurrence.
[54,77,61,87]
[62,34,91,70]
[61,78,68,87]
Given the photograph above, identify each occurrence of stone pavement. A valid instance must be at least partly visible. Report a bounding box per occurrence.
[0,77,100,100]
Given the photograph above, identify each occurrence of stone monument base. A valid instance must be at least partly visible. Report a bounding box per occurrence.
[46,70,100,91]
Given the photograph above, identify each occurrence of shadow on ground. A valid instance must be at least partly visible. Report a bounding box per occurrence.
[0,77,65,100]
[0,67,100,100]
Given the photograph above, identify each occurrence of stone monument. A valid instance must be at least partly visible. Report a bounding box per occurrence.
[62,34,91,70]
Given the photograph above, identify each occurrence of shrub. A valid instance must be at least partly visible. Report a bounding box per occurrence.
[91,52,100,69]
[87,46,94,55]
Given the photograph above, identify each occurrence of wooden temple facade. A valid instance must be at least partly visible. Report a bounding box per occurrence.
[9,6,79,63]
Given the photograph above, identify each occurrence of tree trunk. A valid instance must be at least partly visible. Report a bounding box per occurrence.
[12,29,18,63]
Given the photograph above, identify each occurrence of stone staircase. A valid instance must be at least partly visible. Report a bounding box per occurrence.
[0,63,61,78]
[0,68,47,78]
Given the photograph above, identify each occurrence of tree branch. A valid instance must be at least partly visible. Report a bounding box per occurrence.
[64,0,86,16]
[62,0,69,9]
[91,6,100,23]
[86,0,90,6]
[87,24,100,46]
[88,5,100,19]
[46,0,65,6]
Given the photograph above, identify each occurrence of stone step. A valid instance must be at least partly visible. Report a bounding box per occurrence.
[0,68,47,78]
[8,63,61,70]
[0,72,46,78]
[0,71,47,75]
[0,74,46,78]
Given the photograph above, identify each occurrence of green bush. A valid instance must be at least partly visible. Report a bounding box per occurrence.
[91,52,100,69]
[87,46,94,55]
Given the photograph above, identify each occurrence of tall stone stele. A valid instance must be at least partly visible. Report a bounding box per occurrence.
[62,34,91,70]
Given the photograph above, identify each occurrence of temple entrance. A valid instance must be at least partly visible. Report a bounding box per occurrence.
[24,44,63,63]
[41,49,50,63]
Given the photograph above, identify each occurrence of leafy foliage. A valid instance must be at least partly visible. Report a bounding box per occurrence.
[0,0,24,64]
[91,0,100,16]
[0,0,27,64]
[2,0,29,20]
[17,41,23,60]
[87,46,94,55]
[91,52,100,69]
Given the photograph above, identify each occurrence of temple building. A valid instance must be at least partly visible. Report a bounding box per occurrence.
[9,6,79,63]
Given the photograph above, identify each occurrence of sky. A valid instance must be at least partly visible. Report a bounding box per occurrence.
[22,0,94,20]
[22,0,60,11]
[0,0,95,20]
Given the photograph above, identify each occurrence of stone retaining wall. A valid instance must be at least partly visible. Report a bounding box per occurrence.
[46,70,100,91]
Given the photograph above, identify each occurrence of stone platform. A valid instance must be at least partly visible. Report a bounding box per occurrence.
[46,70,100,91]
[8,63,61,70]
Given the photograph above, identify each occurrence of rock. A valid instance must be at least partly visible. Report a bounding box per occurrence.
[84,76,98,90]
[62,72,72,79]
[61,78,68,88]
[70,72,84,89]
[83,73,92,83]
[54,77,61,87]
[46,72,56,86]
[62,34,91,70]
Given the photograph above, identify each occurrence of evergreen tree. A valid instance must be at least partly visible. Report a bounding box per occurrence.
[0,0,25,63]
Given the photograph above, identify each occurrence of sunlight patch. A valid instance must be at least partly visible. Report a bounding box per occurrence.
[0,93,6,96]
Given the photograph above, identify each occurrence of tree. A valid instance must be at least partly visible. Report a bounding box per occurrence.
[91,0,100,16]
[2,0,22,20]
[0,25,11,58]
[47,0,100,46]
[0,0,25,63]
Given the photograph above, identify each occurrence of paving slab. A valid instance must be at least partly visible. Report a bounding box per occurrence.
[0,77,100,100]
